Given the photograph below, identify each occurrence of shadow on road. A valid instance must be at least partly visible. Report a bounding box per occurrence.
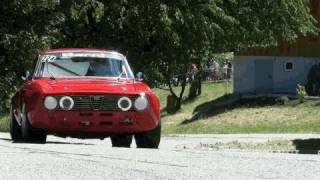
[0,138,94,146]
[46,141,94,145]
[293,139,320,154]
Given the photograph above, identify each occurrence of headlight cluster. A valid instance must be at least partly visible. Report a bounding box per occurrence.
[117,94,149,112]
[44,94,148,112]
[44,96,58,110]
[59,96,74,111]
[44,96,74,111]
[117,97,132,112]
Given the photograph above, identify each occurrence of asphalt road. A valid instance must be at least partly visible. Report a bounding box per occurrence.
[0,133,319,180]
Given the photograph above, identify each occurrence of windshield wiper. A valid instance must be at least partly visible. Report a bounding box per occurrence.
[117,65,129,82]
[117,71,126,82]
[46,61,56,80]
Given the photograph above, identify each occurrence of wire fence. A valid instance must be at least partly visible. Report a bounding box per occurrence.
[201,67,233,82]
[154,67,233,88]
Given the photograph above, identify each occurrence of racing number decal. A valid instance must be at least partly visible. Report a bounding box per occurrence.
[41,55,56,62]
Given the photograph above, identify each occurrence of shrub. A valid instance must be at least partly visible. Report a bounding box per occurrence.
[305,64,320,96]
[296,84,307,102]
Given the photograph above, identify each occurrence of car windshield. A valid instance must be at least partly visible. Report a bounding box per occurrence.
[36,52,134,79]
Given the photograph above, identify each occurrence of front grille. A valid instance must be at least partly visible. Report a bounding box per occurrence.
[65,95,138,111]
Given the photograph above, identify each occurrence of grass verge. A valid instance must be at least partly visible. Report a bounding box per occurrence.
[155,83,320,135]
[201,139,320,154]
[0,114,9,132]
[204,140,296,151]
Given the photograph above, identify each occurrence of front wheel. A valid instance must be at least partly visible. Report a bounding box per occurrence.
[110,134,133,148]
[9,107,22,142]
[21,104,47,144]
[134,121,161,149]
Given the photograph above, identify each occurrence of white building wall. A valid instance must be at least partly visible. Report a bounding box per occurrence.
[234,56,320,94]
[233,56,255,94]
[272,57,305,93]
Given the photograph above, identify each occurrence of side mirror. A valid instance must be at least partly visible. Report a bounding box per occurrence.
[135,72,143,81]
[21,70,31,81]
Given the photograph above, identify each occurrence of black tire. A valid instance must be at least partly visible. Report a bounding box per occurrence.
[21,104,47,144]
[9,108,22,142]
[135,121,161,149]
[110,134,133,148]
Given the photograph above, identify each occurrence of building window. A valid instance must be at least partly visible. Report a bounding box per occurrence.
[285,61,294,72]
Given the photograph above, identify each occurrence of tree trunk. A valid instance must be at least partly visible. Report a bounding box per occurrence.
[176,74,187,109]
[188,82,196,99]
[197,76,202,96]
[166,95,177,113]
[165,66,188,111]
[166,76,179,113]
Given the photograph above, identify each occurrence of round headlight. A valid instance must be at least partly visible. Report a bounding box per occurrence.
[134,96,148,112]
[59,96,74,111]
[44,96,58,110]
[117,97,132,111]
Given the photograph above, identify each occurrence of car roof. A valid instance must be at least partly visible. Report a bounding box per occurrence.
[40,48,122,55]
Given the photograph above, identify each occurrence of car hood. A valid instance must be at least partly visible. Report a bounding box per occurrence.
[38,78,145,95]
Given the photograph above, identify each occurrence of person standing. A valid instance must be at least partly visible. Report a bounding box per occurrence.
[223,62,228,80]
[206,59,213,81]
[188,64,201,98]
[227,61,232,80]
[213,60,220,81]
[189,64,198,82]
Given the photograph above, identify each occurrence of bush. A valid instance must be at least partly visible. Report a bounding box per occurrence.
[305,64,320,96]
[275,96,290,105]
[297,84,307,102]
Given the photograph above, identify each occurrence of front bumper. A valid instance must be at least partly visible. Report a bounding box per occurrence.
[29,110,159,135]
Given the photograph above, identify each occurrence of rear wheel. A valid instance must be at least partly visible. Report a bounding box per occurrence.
[21,104,47,144]
[9,108,22,142]
[134,121,161,149]
[110,134,132,148]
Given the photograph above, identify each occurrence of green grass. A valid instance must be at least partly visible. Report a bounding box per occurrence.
[0,114,9,132]
[155,83,320,135]
[202,139,320,152]
[206,140,296,151]
[201,139,320,152]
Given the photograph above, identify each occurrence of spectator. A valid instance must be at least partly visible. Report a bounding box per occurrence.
[223,62,228,80]
[209,62,215,81]
[227,61,232,80]
[136,72,144,81]
[213,60,220,81]
[189,64,198,83]
[204,60,210,81]
[205,58,213,81]
[188,63,201,98]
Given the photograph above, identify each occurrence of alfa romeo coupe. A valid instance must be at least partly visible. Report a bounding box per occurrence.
[10,48,161,148]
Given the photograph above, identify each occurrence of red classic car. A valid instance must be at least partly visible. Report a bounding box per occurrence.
[10,48,161,148]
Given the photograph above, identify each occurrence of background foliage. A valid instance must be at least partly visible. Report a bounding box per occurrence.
[0,0,318,111]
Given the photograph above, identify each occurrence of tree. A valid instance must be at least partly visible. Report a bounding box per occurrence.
[52,0,319,111]
[0,0,318,111]
[151,0,317,110]
[0,0,60,112]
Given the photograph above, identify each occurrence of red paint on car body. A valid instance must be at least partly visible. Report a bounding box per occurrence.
[11,49,160,137]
